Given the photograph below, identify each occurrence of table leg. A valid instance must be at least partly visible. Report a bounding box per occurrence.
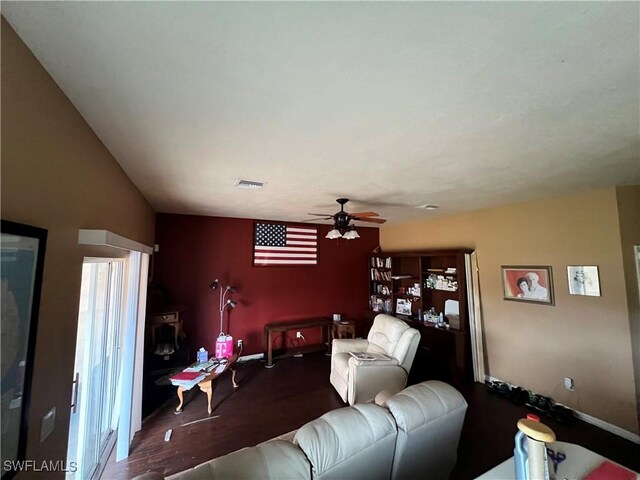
[231,365,238,388]
[199,380,214,415]
[266,330,274,368]
[175,386,185,414]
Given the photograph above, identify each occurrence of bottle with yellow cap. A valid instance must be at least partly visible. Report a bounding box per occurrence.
[514,413,556,480]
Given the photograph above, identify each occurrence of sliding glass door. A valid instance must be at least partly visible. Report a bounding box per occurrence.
[67,260,124,480]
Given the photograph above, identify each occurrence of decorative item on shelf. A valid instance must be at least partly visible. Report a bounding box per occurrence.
[423,307,439,324]
[209,279,238,358]
[375,284,390,295]
[424,274,457,291]
[396,298,412,315]
[408,283,421,296]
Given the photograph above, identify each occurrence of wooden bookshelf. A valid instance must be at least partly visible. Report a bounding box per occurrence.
[367,249,474,384]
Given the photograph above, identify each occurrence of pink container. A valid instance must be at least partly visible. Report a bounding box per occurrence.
[215,333,233,358]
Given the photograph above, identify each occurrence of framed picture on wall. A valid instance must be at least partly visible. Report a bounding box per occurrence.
[501,265,554,305]
[1,220,48,480]
[567,266,601,296]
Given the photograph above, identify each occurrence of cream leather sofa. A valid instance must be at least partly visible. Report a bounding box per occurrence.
[135,380,467,480]
[330,314,420,405]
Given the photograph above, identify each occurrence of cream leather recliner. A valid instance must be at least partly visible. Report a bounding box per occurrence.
[330,314,420,405]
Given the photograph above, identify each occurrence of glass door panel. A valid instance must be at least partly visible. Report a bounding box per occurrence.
[67,260,124,480]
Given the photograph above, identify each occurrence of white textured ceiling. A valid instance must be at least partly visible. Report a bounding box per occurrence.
[3,1,639,225]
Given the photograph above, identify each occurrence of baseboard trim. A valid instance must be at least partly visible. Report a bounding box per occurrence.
[238,353,264,362]
[571,410,640,444]
[484,375,640,444]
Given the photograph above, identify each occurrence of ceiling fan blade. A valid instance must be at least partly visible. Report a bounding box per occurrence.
[349,211,379,217]
[307,213,334,217]
[352,217,387,224]
[300,218,332,223]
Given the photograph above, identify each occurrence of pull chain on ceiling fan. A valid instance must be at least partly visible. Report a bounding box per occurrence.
[306,198,387,240]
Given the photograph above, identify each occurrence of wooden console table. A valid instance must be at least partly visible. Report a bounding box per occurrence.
[264,318,333,368]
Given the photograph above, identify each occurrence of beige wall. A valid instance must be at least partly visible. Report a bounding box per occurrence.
[382,187,639,434]
[1,18,156,472]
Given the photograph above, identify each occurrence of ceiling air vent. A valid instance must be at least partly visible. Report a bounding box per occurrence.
[234,179,264,189]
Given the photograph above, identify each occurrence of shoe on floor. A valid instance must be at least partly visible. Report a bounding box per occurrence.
[547,405,575,424]
[509,387,529,405]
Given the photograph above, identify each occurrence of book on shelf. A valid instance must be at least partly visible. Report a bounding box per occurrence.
[349,351,390,361]
[370,257,392,268]
[370,269,391,281]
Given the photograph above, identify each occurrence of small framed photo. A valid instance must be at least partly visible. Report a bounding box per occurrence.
[501,265,554,305]
[396,298,412,315]
[567,266,601,296]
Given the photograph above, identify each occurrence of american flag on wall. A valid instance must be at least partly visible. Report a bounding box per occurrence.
[253,223,318,266]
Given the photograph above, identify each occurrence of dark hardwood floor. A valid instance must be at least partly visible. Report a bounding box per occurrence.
[103,353,639,479]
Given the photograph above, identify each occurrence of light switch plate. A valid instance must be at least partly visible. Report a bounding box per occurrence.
[40,407,56,442]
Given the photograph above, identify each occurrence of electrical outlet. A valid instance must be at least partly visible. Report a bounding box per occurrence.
[296,331,302,338]
[564,377,574,391]
[237,339,243,348]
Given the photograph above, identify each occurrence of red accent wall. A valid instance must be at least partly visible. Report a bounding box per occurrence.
[152,214,380,355]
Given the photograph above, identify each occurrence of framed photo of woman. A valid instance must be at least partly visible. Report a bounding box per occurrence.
[501,265,554,305]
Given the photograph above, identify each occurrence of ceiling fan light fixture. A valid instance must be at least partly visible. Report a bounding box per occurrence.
[325,228,343,239]
[343,229,360,240]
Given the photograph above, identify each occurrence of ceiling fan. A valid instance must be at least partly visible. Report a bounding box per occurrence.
[307,198,387,239]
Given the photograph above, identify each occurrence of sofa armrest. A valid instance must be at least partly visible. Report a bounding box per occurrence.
[348,363,409,405]
[348,356,399,368]
[331,338,370,355]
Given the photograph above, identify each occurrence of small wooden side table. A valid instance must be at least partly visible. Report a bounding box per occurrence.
[331,320,356,340]
[173,353,239,415]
